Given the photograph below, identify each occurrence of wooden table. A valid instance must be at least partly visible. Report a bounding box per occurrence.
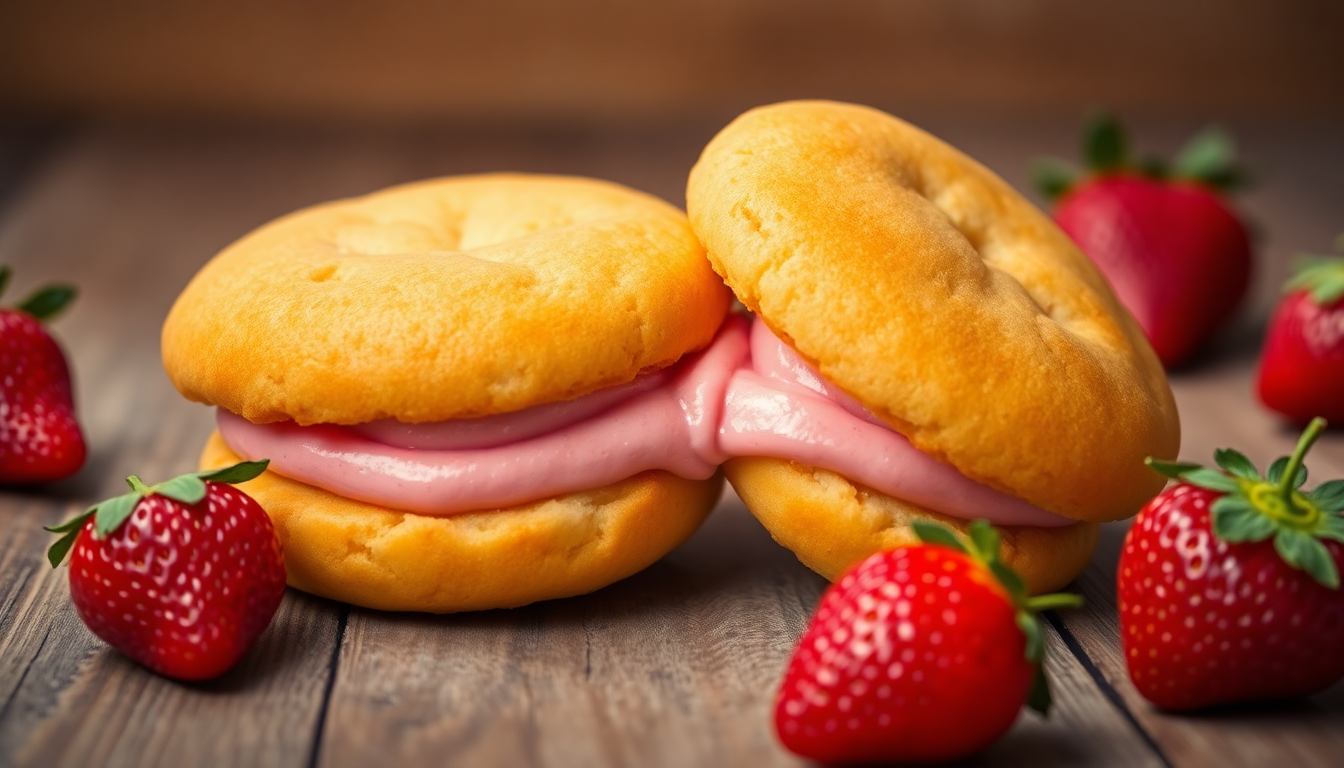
[2,114,1342,767]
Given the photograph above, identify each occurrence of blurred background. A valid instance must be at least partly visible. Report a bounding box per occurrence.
[3,0,1341,123]
[1,0,1342,340]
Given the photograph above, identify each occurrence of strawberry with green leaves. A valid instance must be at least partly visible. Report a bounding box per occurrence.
[1033,114,1253,367]
[1257,239,1344,424]
[774,520,1082,764]
[47,460,285,681]
[1121,418,1344,710]
[0,265,85,483]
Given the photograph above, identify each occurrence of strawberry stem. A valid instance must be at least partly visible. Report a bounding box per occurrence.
[1278,418,1327,501]
[1026,593,1085,612]
[126,475,152,495]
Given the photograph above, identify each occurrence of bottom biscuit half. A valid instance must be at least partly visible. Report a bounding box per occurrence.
[202,431,722,612]
[725,457,1100,595]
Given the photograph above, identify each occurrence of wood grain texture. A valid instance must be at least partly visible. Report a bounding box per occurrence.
[316,497,1163,768]
[0,113,1341,766]
[1053,358,1344,768]
[0,131,347,768]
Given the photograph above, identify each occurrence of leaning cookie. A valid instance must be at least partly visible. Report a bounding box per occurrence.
[165,174,732,612]
[687,101,1181,593]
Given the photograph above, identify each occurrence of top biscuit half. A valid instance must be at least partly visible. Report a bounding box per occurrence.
[686,101,1180,523]
[163,174,731,426]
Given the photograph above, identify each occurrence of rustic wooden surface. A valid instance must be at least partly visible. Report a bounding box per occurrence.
[0,114,1341,767]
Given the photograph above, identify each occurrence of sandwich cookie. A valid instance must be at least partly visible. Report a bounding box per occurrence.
[686,102,1182,593]
[164,174,732,612]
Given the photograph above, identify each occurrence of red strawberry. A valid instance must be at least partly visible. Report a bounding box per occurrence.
[1257,246,1344,424]
[774,520,1082,764]
[0,266,85,483]
[1120,418,1344,710]
[1033,114,1253,367]
[46,460,285,681]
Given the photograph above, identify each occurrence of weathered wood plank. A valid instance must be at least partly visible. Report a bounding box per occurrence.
[0,128,348,768]
[1053,358,1344,768]
[316,495,1163,768]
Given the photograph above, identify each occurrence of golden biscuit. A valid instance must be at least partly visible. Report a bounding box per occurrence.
[726,457,1100,595]
[164,174,730,426]
[688,101,1179,523]
[202,433,719,613]
[167,174,731,611]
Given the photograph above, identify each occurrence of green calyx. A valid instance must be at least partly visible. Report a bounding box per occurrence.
[912,518,1084,717]
[1147,417,1344,589]
[0,265,77,322]
[1030,111,1250,202]
[44,460,270,568]
[1284,237,1344,306]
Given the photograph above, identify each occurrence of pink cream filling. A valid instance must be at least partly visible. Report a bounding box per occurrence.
[216,315,1074,527]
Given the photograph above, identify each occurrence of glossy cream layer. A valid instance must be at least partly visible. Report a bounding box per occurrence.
[722,321,1073,527]
[216,319,744,515]
[218,316,1074,526]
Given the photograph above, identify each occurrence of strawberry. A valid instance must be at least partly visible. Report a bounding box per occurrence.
[46,460,285,681]
[1033,114,1253,367]
[773,520,1082,764]
[1121,418,1344,710]
[0,265,85,483]
[1256,242,1344,424]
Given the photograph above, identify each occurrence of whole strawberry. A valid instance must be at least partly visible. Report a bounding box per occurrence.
[1121,418,1344,710]
[774,520,1082,764]
[46,460,285,681]
[0,266,85,483]
[1033,114,1252,367]
[1257,243,1344,424]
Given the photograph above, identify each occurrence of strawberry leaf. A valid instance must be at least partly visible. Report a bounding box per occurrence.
[1274,529,1340,589]
[18,285,77,322]
[93,492,144,538]
[968,519,1001,561]
[0,265,10,300]
[1136,156,1169,179]
[44,511,93,534]
[1311,480,1344,511]
[1310,275,1344,306]
[1145,457,1202,480]
[1083,112,1127,172]
[44,508,95,568]
[198,459,269,485]
[1031,157,1077,201]
[154,474,208,505]
[1267,457,1308,488]
[1174,127,1237,186]
[1213,449,1260,480]
[1211,496,1276,542]
[1284,258,1344,306]
[990,561,1027,603]
[1319,515,1344,544]
[911,520,967,554]
[1181,468,1242,494]
[1027,665,1052,716]
[45,528,83,568]
[1016,611,1043,662]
